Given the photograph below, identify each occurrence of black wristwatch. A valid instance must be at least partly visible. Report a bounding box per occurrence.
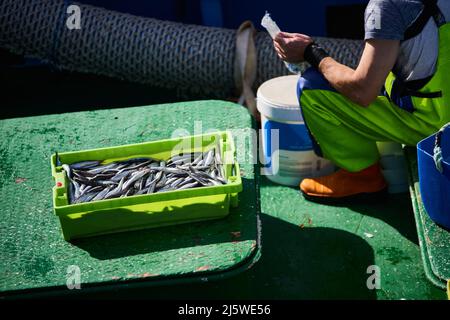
[304,42,330,69]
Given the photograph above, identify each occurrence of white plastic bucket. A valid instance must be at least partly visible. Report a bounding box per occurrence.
[376,142,409,193]
[257,75,335,186]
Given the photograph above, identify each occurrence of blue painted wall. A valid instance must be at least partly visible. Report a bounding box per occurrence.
[77,0,369,36]
[220,0,369,36]
[78,0,203,24]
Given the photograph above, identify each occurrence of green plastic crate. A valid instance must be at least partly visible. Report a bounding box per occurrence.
[50,131,242,241]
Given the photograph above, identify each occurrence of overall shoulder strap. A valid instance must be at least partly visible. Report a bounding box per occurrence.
[386,0,446,103]
[404,0,446,40]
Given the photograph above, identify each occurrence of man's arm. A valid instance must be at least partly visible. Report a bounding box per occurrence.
[274,33,400,107]
[318,39,399,107]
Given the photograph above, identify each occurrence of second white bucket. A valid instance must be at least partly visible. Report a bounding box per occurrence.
[376,141,409,193]
[257,75,335,186]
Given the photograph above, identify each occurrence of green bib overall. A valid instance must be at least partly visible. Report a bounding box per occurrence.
[297,3,450,172]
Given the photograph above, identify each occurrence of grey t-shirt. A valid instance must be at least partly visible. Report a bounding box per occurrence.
[364,0,450,82]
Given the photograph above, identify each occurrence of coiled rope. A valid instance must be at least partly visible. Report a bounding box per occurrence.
[0,0,364,101]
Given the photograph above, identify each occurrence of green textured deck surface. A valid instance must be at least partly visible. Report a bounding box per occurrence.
[0,100,260,296]
[73,178,446,300]
[0,100,447,299]
[405,147,450,290]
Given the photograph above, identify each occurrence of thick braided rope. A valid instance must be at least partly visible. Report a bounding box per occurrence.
[0,0,364,99]
[433,122,450,173]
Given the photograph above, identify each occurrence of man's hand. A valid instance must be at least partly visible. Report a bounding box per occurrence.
[273,32,313,63]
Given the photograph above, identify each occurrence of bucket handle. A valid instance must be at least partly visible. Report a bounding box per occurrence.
[433,122,450,173]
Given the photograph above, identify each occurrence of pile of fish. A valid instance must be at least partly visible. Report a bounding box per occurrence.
[60,148,227,204]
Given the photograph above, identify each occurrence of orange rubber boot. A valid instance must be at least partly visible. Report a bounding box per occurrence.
[300,163,387,201]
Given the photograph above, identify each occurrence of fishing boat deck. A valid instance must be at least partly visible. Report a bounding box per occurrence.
[0,101,260,297]
[0,100,447,299]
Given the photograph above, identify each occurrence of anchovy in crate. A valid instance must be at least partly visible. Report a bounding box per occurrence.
[61,148,227,204]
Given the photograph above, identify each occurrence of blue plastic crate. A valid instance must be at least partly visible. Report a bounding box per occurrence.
[417,123,450,229]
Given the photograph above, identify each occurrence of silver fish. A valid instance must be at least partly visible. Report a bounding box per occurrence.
[73,180,81,199]
[192,153,203,166]
[73,169,97,179]
[135,188,150,195]
[104,177,126,199]
[92,187,111,201]
[87,162,118,175]
[122,169,149,191]
[178,181,200,190]
[90,172,116,180]
[144,172,155,188]
[155,173,167,189]
[88,185,104,194]
[170,177,185,188]
[70,160,101,170]
[117,160,152,174]
[177,177,195,187]
[64,147,228,204]
[110,170,132,182]
[204,149,214,166]
[165,176,179,185]
[62,164,72,180]
[147,179,156,194]
[75,191,99,203]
